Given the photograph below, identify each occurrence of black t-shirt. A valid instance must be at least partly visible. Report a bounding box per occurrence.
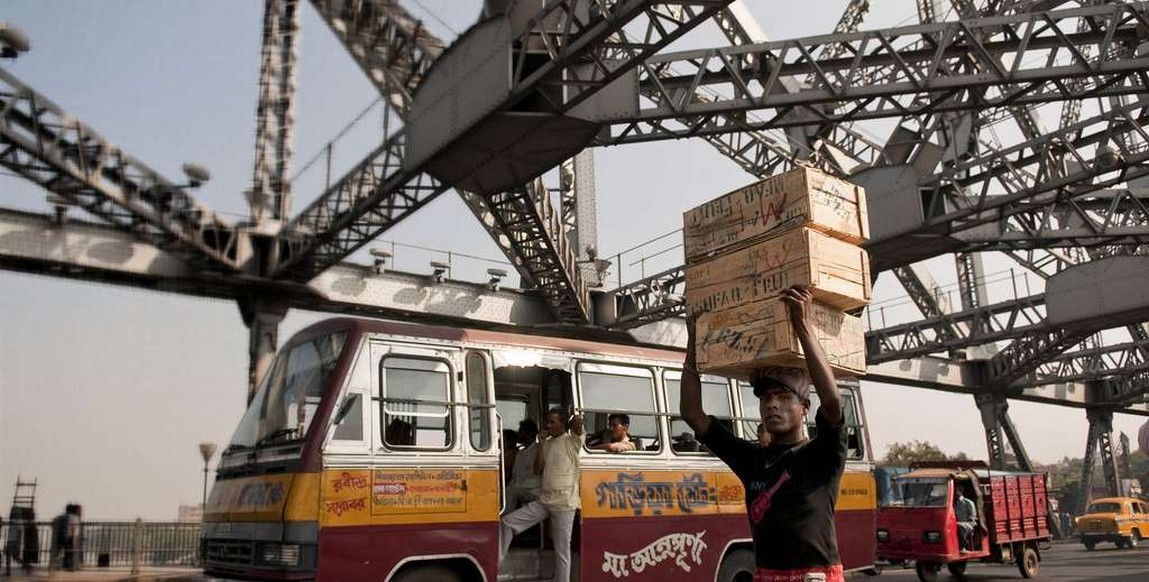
[698,410,847,570]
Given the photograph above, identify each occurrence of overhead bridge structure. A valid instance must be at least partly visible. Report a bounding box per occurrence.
[3,0,1149,503]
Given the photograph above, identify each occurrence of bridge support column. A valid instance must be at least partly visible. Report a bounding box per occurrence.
[1080,407,1121,513]
[239,298,288,403]
[975,393,1008,470]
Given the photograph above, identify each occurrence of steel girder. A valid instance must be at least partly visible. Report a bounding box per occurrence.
[308,1,596,319]
[976,393,1009,469]
[275,127,450,279]
[308,0,444,116]
[278,0,736,323]
[869,97,1149,270]
[0,206,561,327]
[607,266,687,329]
[1081,406,1121,504]
[0,68,241,270]
[985,327,1096,389]
[1031,338,1149,385]
[975,393,1038,471]
[866,292,1050,364]
[250,0,302,225]
[594,3,1149,145]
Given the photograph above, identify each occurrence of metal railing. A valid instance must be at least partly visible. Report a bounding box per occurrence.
[2,520,201,570]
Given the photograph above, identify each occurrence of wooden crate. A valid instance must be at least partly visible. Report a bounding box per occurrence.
[685,227,871,313]
[694,299,867,379]
[683,167,869,263]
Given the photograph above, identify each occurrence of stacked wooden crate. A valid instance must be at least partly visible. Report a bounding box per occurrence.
[682,167,871,379]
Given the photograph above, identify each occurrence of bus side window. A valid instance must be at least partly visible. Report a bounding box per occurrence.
[665,373,734,454]
[801,389,865,459]
[578,364,660,453]
[380,356,453,449]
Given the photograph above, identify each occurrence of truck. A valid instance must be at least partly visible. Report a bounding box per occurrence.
[875,463,1051,582]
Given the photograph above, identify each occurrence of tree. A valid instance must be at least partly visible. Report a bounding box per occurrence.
[880,440,969,467]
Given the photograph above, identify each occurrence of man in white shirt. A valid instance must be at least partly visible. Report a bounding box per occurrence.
[508,419,542,510]
[499,409,585,582]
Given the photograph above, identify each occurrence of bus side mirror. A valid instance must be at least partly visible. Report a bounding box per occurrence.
[333,393,361,425]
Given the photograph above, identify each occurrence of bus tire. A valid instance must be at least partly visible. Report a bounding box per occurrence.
[1017,546,1039,578]
[1083,539,1096,551]
[391,564,462,582]
[716,549,755,582]
[914,561,939,582]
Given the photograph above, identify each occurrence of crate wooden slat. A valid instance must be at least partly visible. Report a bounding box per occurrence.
[694,299,867,379]
[683,167,869,263]
[685,227,871,313]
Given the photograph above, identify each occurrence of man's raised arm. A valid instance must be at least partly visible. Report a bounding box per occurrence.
[680,314,712,436]
[783,286,842,422]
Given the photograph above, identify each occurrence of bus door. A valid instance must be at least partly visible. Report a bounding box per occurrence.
[313,341,500,582]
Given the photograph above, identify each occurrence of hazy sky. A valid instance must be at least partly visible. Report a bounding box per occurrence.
[2,1,1146,521]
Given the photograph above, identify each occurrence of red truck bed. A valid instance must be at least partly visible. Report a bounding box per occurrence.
[984,472,1050,543]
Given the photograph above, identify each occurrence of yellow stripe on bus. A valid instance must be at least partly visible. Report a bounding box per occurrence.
[314,468,500,527]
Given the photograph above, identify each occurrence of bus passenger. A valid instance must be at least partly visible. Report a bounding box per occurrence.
[384,418,414,446]
[681,285,848,582]
[588,413,637,453]
[508,419,541,510]
[499,409,585,582]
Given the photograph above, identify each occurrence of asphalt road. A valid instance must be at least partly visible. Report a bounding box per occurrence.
[860,541,1149,581]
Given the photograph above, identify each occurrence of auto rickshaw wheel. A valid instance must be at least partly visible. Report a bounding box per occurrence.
[915,561,940,582]
[946,561,967,577]
[1018,546,1039,578]
[862,564,883,576]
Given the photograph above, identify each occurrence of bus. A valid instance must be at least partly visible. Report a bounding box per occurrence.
[202,317,876,581]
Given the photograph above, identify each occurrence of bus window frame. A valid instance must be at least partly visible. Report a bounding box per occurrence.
[575,361,662,455]
[662,370,736,457]
[464,350,497,454]
[377,352,458,453]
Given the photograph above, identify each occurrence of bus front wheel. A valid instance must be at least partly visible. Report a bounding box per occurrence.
[391,564,462,582]
[716,549,755,582]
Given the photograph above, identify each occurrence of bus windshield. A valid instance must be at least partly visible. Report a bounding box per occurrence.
[226,331,349,451]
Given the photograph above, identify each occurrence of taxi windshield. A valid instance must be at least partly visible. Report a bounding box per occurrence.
[896,478,950,508]
[226,331,348,451]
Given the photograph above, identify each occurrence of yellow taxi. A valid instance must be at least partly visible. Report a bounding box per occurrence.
[1075,497,1149,550]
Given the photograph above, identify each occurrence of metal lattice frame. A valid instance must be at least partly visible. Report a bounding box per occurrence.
[309,0,444,115]
[597,4,1149,145]
[250,0,302,226]
[0,68,239,269]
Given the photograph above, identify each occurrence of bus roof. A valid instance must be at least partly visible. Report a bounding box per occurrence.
[288,316,687,363]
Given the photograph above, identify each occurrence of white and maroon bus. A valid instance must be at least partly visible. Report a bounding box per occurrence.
[202,317,876,581]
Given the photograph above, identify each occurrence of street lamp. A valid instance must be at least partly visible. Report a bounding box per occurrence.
[198,442,217,516]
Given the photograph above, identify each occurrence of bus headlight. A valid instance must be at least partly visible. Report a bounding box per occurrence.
[258,543,300,567]
[877,529,890,542]
[923,531,942,544]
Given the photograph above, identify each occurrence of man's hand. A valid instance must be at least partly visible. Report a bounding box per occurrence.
[569,414,585,436]
[782,285,813,330]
